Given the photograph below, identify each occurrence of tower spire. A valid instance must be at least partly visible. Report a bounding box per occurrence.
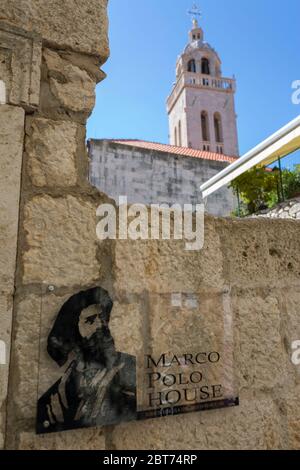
[188,4,202,26]
[188,4,204,43]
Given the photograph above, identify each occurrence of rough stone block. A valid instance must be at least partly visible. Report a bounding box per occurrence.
[17,428,106,450]
[218,218,300,288]
[288,203,300,218]
[0,105,25,290]
[0,1,109,59]
[232,288,286,391]
[26,118,78,187]
[5,294,41,429]
[0,22,41,109]
[280,286,300,388]
[114,217,225,294]
[22,196,100,286]
[43,49,96,115]
[285,386,300,450]
[111,395,282,450]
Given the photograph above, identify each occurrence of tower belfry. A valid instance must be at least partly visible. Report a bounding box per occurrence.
[167,12,239,156]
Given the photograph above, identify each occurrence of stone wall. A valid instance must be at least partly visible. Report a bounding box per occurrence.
[0,0,300,451]
[253,197,300,220]
[0,104,24,449]
[0,0,110,450]
[108,217,300,450]
[89,140,236,217]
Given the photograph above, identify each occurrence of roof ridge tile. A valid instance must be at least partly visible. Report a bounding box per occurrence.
[107,139,238,163]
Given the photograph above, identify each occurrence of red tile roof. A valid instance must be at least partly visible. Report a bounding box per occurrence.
[108,139,238,163]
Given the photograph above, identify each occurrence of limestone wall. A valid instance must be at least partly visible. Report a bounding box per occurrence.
[0,0,300,451]
[0,104,24,449]
[0,0,110,449]
[253,197,300,220]
[89,140,237,217]
[108,217,300,450]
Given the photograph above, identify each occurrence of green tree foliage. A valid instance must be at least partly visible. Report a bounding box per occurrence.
[282,165,300,200]
[230,165,300,216]
[230,167,278,214]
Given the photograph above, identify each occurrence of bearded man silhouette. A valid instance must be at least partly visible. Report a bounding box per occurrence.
[37,287,136,434]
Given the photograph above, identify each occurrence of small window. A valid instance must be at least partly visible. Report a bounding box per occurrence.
[214,113,223,143]
[201,58,210,75]
[174,127,178,147]
[188,59,196,73]
[201,111,210,142]
[178,120,182,147]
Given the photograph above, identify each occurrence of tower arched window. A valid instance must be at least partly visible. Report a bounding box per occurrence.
[201,58,210,75]
[178,120,182,147]
[187,59,196,73]
[214,113,223,143]
[201,111,210,142]
[174,127,178,146]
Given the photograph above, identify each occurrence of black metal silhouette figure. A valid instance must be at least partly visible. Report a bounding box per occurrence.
[37,287,136,434]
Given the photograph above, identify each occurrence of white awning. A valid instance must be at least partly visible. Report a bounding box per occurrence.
[200,115,300,199]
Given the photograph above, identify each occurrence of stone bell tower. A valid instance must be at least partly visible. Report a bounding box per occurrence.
[167,18,239,156]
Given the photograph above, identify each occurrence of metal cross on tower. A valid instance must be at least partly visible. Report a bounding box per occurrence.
[188,4,202,21]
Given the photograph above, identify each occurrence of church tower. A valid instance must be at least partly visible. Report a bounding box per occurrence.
[167,18,239,156]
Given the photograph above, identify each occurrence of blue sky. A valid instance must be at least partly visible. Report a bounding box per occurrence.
[87,0,300,163]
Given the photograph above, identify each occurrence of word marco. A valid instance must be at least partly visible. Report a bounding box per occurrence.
[96,196,204,251]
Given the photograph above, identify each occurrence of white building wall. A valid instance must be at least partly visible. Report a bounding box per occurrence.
[89,140,237,217]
